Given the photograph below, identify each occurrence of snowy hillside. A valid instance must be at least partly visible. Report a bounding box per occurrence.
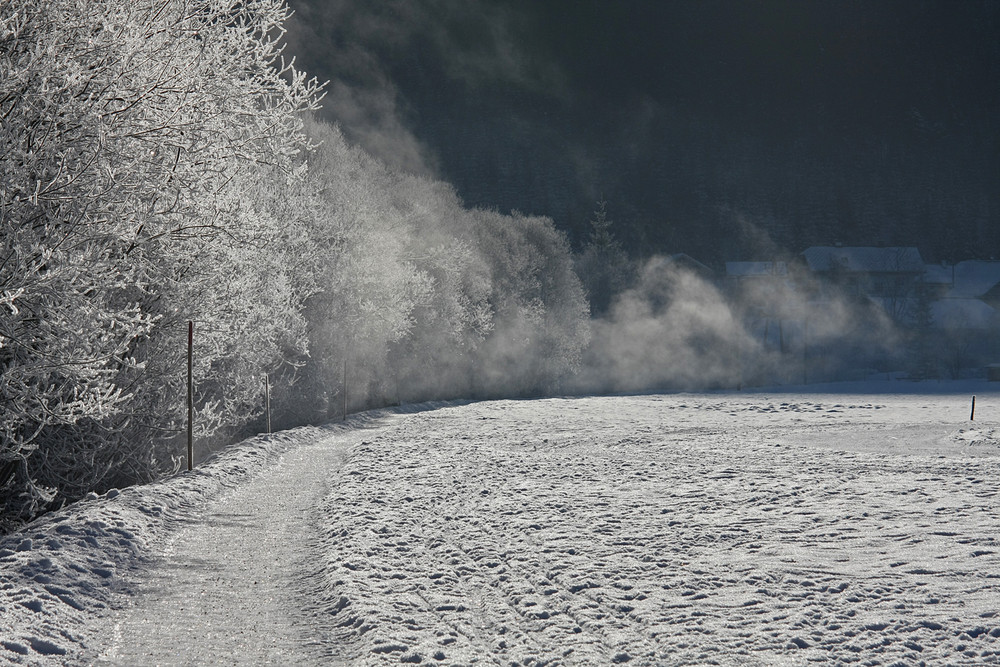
[3,386,1000,665]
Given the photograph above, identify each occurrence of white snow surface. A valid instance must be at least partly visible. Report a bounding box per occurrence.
[3,382,1000,665]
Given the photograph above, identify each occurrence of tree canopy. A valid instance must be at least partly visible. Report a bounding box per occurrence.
[0,0,589,529]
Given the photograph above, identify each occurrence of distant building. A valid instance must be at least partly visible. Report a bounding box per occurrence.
[924,260,1000,332]
[946,260,1000,309]
[931,298,996,330]
[800,246,925,324]
[802,246,924,298]
[802,246,924,274]
[724,260,793,307]
[724,261,789,281]
[922,263,954,299]
[649,253,715,281]
[915,260,1000,377]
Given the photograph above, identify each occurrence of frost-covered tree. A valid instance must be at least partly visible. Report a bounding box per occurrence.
[0,0,322,526]
[459,208,590,397]
[287,117,590,414]
[287,120,429,418]
[1,0,591,529]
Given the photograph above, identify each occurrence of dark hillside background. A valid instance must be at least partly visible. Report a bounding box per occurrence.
[284,0,1000,264]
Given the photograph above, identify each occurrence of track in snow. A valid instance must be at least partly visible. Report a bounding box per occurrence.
[94,429,361,666]
[305,394,1000,665]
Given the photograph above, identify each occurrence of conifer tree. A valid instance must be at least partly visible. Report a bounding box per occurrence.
[575,199,632,316]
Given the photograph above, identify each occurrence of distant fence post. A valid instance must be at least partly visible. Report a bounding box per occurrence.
[187,320,193,471]
[802,318,809,385]
[342,358,348,421]
[393,367,402,407]
[264,374,271,434]
[971,395,976,421]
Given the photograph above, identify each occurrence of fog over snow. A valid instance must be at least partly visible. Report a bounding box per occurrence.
[3,383,1000,665]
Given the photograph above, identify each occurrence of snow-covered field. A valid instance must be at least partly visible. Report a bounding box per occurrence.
[3,383,1000,665]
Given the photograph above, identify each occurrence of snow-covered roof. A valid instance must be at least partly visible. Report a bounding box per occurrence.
[923,264,953,285]
[725,261,788,277]
[932,298,996,329]
[946,260,1000,299]
[650,253,714,276]
[802,247,924,273]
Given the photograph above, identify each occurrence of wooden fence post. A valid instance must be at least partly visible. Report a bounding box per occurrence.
[971,395,976,421]
[187,320,193,471]
[342,358,348,421]
[264,374,271,434]
[802,317,809,385]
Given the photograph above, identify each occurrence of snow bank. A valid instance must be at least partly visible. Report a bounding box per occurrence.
[0,425,328,665]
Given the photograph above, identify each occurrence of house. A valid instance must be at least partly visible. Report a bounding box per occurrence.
[801,246,925,322]
[802,246,924,297]
[723,261,800,358]
[724,261,793,311]
[919,261,1000,377]
[725,261,789,282]
[925,260,1000,333]
[931,298,996,331]
[648,253,715,281]
[922,263,954,299]
[946,261,1000,309]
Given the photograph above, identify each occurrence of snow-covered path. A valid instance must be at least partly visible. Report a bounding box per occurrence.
[95,429,357,665]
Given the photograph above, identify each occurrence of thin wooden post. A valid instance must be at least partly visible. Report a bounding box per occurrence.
[393,367,402,407]
[971,395,976,421]
[342,357,348,421]
[736,327,743,391]
[802,318,808,385]
[187,320,193,471]
[264,373,271,434]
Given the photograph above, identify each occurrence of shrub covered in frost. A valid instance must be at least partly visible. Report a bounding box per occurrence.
[0,1,589,529]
